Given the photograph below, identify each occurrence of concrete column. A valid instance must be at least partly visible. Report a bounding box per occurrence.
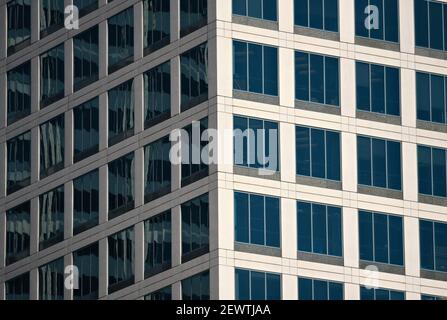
[343,207,359,268]
[341,132,357,192]
[207,28,217,100]
[280,122,296,183]
[401,68,417,128]
[0,142,5,199]
[31,56,40,113]
[99,165,108,224]
[64,39,74,97]
[30,126,40,184]
[0,281,4,300]
[98,238,108,298]
[340,58,356,118]
[171,205,181,268]
[278,0,294,32]
[213,265,234,300]
[134,221,144,283]
[31,0,40,43]
[64,253,73,300]
[404,216,420,277]
[0,72,6,129]
[281,198,297,259]
[279,48,294,108]
[345,283,360,300]
[99,92,108,150]
[0,3,6,60]
[402,142,418,201]
[215,0,232,22]
[340,0,355,44]
[0,211,5,269]
[98,0,107,7]
[134,148,144,208]
[172,281,181,300]
[170,0,179,42]
[400,0,415,54]
[134,74,144,134]
[30,268,39,300]
[282,274,298,300]
[215,36,232,98]
[30,197,39,254]
[64,180,73,240]
[65,109,74,167]
[171,141,181,192]
[171,56,180,117]
[99,20,108,78]
[134,1,144,61]
[209,187,220,252]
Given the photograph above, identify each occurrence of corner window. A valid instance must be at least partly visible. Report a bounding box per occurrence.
[7,131,31,194]
[294,0,338,32]
[108,227,135,293]
[73,169,99,235]
[108,7,134,74]
[235,268,281,300]
[6,201,30,265]
[7,61,31,124]
[40,114,65,178]
[39,186,64,250]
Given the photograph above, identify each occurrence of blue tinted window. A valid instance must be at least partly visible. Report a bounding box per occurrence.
[415,0,447,51]
[40,44,64,107]
[39,258,64,300]
[420,219,447,273]
[236,269,281,300]
[356,62,400,116]
[355,0,399,42]
[234,40,278,96]
[357,136,402,191]
[360,286,405,300]
[418,145,447,198]
[298,278,343,300]
[40,0,64,35]
[296,126,341,181]
[295,51,340,107]
[294,0,338,32]
[233,0,277,21]
[416,71,447,125]
[297,201,343,257]
[235,192,280,248]
[415,0,429,47]
[421,294,443,300]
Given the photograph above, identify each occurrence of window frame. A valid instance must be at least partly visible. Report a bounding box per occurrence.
[293,0,340,33]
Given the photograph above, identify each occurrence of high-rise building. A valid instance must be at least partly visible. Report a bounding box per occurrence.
[0,0,447,300]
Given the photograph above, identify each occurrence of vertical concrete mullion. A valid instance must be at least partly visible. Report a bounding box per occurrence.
[99,20,108,79]
[401,68,416,128]
[281,198,297,259]
[339,0,355,44]
[279,48,294,109]
[134,1,144,61]
[134,222,144,283]
[30,268,39,300]
[31,56,40,113]
[400,0,415,54]
[282,274,298,300]
[170,0,179,43]
[134,148,144,209]
[98,0,107,7]
[99,165,108,224]
[64,39,74,98]
[402,142,418,201]
[171,205,181,268]
[134,74,144,135]
[170,56,180,117]
[0,142,5,200]
[98,237,108,298]
[341,132,357,192]
[215,0,232,22]
[64,253,73,300]
[404,216,420,277]
[340,58,356,118]
[31,0,40,43]
[0,3,6,60]
[0,281,4,300]
[65,109,73,168]
[280,122,296,183]
[64,181,73,240]
[172,281,181,300]
[278,0,294,32]
[0,72,6,129]
[0,211,5,269]
[343,207,359,269]
[31,126,40,184]
[30,197,39,255]
[99,92,108,151]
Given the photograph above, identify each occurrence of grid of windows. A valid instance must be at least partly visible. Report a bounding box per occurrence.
[7,61,31,125]
[233,0,277,22]
[298,277,343,300]
[235,268,281,300]
[294,0,338,32]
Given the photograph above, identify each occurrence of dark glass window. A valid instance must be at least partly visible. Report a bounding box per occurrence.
[297,201,342,256]
[418,145,447,198]
[294,0,339,32]
[39,257,64,300]
[108,79,134,146]
[298,277,343,300]
[355,0,399,42]
[74,0,98,17]
[5,272,29,300]
[7,0,31,55]
[180,0,207,37]
[73,97,99,162]
[357,136,402,191]
[73,242,99,300]
[6,201,30,265]
[144,136,171,203]
[421,294,443,300]
[40,114,64,178]
[233,0,277,21]
[180,43,208,111]
[74,25,99,91]
[108,153,135,219]
[108,7,134,73]
[7,61,31,124]
[144,211,171,277]
[40,0,64,36]
[73,169,99,235]
[181,193,209,260]
[420,219,447,273]
[360,286,405,300]
[39,186,64,250]
[144,61,171,128]
[7,131,31,194]
[108,227,135,292]
[359,211,404,266]
[234,191,280,248]
[143,0,170,53]
[233,115,280,171]
[416,72,447,124]
[40,44,65,107]
[356,62,400,116]
[415,0,447,52]
[235,268,281,300]
[295,51,339,106]
[233,40,278,96]
[181,118,209,186]
[182,271,209,300]
[296,126,340,181]
[145,286,172,300]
